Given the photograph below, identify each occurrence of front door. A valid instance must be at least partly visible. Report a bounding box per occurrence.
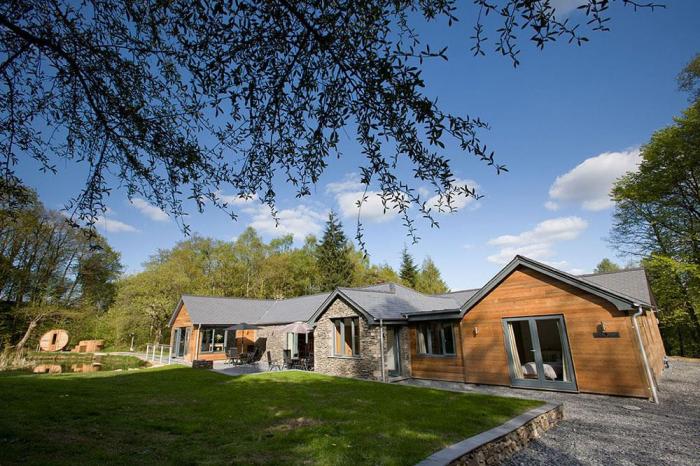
[386,327,401,377]
[502,316,577,391]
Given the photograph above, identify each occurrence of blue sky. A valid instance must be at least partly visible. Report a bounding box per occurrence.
[16,1,700,291]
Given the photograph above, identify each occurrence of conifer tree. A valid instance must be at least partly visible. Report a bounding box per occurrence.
[399,246,419,288]
[316,211,354,291]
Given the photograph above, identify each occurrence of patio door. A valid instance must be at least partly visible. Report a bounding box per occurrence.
[386,327,401,377]
[173,328,188,357]
[502,316,576,391]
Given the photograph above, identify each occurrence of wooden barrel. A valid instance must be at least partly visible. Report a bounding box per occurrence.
[38,329,69,352]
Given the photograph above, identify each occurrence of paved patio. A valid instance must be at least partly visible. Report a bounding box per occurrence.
[401,358,700,465]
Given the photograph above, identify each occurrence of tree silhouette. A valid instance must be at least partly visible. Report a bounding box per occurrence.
[0,0,662,245]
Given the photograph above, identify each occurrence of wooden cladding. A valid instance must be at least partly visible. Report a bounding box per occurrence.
[408,266,662,398]
[460,267,651,397]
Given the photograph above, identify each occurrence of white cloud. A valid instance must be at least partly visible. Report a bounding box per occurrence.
[327,173,402,223]
[487,216,588,265]
[426,179,479,214]
[327,174,478,223]
[335,190,402,223]
[217,191,259,206]
[325,174,365,194]
[95,215,138,233]
[549,0,586,16]
[544,200,559,211]
[246,204,326,239]
[130,198,169,222]
[547,149,641,211]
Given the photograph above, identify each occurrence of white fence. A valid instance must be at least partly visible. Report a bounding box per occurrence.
[145,343,172,364]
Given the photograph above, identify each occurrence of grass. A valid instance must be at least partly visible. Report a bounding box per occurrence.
[26,351,148,368]
[0,367,542,465]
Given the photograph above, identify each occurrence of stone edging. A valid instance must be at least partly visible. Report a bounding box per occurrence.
[416,402,563,466]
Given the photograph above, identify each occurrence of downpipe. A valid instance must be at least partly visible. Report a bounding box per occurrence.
[632,305,659,403]
[379,319,386,383]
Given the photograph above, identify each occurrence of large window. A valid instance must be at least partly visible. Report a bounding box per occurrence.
[417,322,456,356]
[200,328,227,353]
[332,317,359,357]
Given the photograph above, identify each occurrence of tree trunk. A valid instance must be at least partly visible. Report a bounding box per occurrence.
[15,315,41,352]
[677,326,686,357]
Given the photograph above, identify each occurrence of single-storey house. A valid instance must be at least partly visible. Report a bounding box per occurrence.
[168,255,666,399]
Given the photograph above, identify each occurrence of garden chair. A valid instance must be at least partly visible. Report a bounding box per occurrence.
[282,349,295,370]
[266,351,281,371]
[226,348,240,365]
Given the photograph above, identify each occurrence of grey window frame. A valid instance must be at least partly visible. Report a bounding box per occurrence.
[332,317,359,357]
[501,315,578,392]
[199,327,228,353]
[417,322,456,356]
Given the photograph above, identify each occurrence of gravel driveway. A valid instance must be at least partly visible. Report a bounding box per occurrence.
[403,358,700,465]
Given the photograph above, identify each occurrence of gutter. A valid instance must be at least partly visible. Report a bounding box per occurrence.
[631,305,659,403]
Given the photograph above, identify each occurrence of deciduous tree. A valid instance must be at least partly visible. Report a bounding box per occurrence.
[0,0,659,245]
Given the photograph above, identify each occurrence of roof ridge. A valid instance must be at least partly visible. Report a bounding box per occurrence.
[183,290,330,303]
[338,286,396,295]
[435,288,480,295]
[578,267,644,277]
[182,294,275,302]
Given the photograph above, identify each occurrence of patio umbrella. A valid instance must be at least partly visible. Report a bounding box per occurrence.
[281,322,314,356]
[226,323,261,331]
[280,321,314,334]
[226,323,261,352]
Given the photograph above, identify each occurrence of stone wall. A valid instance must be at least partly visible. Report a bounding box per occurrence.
[313,299,413,380]
[314,298,383,380]
[451,404,563,466]
[254,325,289,366]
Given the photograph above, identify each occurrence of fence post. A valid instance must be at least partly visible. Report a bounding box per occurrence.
[146,344,150,361]
[159,345,164,363]
[168,346,172,365]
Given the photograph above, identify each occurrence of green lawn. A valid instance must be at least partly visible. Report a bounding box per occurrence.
[0,367,541,465]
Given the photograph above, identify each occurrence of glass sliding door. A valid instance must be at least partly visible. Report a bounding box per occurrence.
[502,316,576,391]
[386,327,401,377]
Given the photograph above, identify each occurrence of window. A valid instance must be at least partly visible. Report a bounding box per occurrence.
[199,327,228,353]
[287,332,299,358]
[332,317,359,356]
[417,322,456,356]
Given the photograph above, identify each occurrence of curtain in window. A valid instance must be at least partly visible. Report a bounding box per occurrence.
[557,320,568,382]
[508,323,524,379]
[334,320,343,355]
[417,326,427,354]
[343,319,353,355]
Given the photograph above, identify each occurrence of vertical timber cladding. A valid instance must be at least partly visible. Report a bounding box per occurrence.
[408,325,466,382]
[170,304,195,361]
[461,266,651,398]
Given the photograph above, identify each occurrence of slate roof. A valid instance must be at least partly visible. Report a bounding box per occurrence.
[578,268,653,307]
[335,283,466,321]
[175,292,330,326]
[171,257,655,327]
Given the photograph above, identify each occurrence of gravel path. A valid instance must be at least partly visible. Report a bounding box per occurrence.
[403,358,700,465]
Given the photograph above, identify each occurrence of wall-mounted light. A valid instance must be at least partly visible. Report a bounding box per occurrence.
[597,321,607,333]
[473,326,479,337]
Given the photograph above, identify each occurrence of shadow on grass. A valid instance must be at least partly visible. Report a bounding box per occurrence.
[1,367,541,465]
